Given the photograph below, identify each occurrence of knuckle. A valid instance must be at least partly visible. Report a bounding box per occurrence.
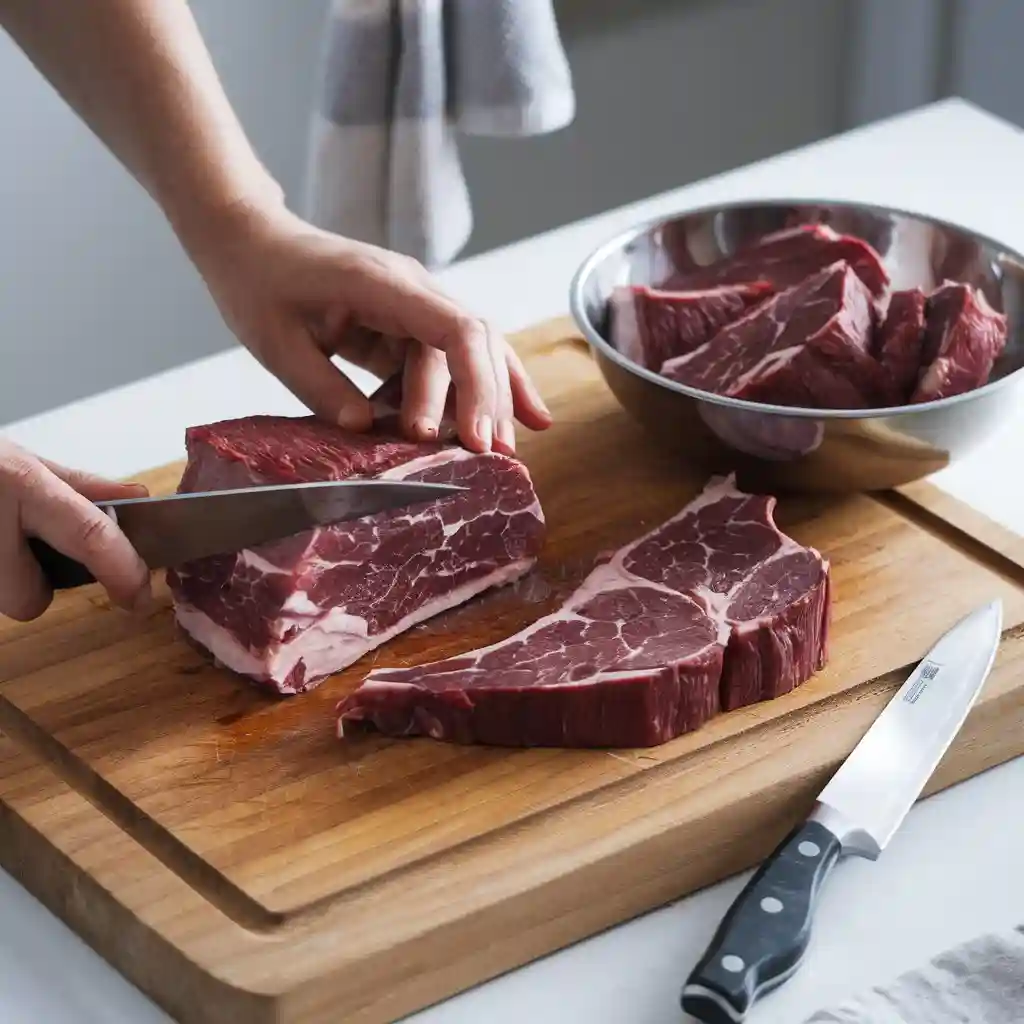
[452,315,488,352]
[1,453,40,494]
[395,253,426,277]
[75,511,118,559]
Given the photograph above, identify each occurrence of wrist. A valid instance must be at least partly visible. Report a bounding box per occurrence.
[162,165,287,273]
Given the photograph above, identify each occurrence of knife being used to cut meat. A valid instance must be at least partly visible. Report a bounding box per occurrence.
[27,479,465,590]
[680,597,1004,1024]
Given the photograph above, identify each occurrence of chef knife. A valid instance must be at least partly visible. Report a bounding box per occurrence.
[27,479,465,590]
[680,597,1004,1024]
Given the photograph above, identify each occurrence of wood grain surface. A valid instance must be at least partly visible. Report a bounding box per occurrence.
[0,316,1022,1024]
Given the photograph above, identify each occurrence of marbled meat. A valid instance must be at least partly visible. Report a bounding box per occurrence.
[336,474,831,748]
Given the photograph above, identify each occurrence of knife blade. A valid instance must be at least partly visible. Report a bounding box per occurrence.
[27,479,466,590]
[680,597,1004,1024]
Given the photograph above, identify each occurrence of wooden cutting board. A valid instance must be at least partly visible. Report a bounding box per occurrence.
[2,317,1024,1024]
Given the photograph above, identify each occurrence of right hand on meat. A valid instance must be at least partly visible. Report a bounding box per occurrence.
[187,203,554,457]
[0,440,152,621]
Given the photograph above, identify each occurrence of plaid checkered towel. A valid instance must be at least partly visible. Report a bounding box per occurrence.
[304,0,575,269]
[804,924,1024,1023]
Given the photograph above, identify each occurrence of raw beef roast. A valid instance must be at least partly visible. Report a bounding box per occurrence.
[166,416,545,694]
[610,281,773,369]
[911,281,1008,403]
[663,224,890,299]
[874,288,927,402]
[336,475,831,748]
[615,223,1005,411]
[661,262,894,408]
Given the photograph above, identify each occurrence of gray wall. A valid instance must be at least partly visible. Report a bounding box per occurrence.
[0,0,328,427]
[842,0,1024,130]
[460,0,848,254]
[9,0,1014,427]
[0,0,851,426]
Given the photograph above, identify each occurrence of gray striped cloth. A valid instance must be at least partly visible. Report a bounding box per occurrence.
[303,0,575,269]
[803,924,1024,1023]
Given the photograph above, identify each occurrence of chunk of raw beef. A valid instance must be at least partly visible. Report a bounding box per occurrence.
[662,224,890,299]
[873,288,927,401]
[336,474,831,748]
[911,282,1008,403]
[661,261,893,408]
[610,281,773,369]
[166,415,546,694]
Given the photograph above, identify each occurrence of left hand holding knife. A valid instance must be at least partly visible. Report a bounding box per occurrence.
[0,438,152,621]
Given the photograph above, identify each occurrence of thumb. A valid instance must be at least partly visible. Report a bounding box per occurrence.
[39,459,149,503]
[260,322,374,432]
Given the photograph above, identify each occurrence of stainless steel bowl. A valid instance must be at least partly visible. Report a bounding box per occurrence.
[568,199,1024,492]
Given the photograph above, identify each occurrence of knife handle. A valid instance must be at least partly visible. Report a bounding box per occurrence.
[27,538,97,590]
[680,820,842,1023]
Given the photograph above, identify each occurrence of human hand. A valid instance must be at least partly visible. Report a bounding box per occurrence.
[0,439,152,621]
[186,203,553,456]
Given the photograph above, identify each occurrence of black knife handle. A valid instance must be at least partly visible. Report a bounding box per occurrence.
[27,537,97,590]
[681,820,843,1023]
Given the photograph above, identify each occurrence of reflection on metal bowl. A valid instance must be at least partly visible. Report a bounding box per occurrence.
[569,199,1024,493]
[696,404,825,461]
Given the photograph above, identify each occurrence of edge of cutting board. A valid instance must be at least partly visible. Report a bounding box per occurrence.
[1,316,1024,1024]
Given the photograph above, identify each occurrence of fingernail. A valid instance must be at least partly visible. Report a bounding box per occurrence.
[475,415,493,452]
[496,419,516,454]
[413,417,437,440]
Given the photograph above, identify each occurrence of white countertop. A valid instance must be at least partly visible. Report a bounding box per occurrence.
[4,97,1024,1024]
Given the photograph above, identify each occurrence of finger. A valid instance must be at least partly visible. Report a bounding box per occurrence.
[39,459,149,502]
[401,343,451,441]
[505,344,553,432]
[444,314,498,453]
[16,461,152,612]
[486,323,516,456]
[0,496,52,621]
[335,267,497,451]
[259,320,373,432]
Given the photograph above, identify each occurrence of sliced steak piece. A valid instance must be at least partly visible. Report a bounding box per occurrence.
[663,224,890,299]
[911,282,1009,403]
[610,281,773,369]
[661,261,892,408]
[873,288,927,402]
[166,415,545,695]
[336,475,831,748]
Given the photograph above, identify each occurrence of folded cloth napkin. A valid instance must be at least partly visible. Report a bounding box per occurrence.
[303,0,576,269]
[803,924,1024,1023]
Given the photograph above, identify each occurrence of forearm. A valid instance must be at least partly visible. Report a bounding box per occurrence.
[0,0,283,258]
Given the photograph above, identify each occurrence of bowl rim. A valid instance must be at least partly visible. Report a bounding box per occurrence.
[568,195,1024,421]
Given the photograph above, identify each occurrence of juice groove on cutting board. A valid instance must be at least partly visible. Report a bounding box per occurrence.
[1,317,1024,1024]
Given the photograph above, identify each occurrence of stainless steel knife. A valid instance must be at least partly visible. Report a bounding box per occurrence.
[28,479,465,590]
[680,598,1004,1024]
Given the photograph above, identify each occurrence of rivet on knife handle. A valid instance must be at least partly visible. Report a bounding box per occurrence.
[27,537,97,590]
[680,820,842,1023]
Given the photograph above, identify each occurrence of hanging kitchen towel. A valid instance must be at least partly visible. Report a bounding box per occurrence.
[304,0,576,270]
[802,923,1024,1023]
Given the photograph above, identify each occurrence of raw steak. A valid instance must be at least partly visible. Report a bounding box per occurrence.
[911,282,1008,403]
[610,281,773,369]
[873,288,927,401]
[336,475,831,748]
[663,224,890,300]
[166,415,546,694]
[661,261,894,408]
